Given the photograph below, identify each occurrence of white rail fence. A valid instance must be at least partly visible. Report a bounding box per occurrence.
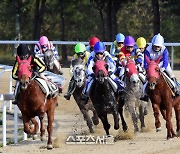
[0,64,28,147]
[0,41,179,70]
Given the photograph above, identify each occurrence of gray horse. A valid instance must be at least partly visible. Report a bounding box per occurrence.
[44,49,63,75]
[71,58,99,133]
[120,59,147,132]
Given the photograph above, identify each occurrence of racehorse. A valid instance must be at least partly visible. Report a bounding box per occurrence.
[145,55,180,139]
[16,55,58,149]
[90,60,127,135]
[71,58,99,133]
[44,49,63,75]
[121,58,147,132]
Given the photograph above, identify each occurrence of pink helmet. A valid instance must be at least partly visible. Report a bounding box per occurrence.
[39,36,49,45]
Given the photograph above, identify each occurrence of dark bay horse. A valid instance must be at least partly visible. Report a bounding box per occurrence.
[146,56,180,139]
[71,58,99,133]
[16,55,58,149]
[121,59,147,132]
[44,49,63,75]
[90,60,127,135]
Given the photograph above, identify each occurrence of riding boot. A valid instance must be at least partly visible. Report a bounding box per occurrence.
[114,78,125,93]
[171,77,180,96]
[12,82,20,105]
[81,78,94,102]
[64,78,76,100]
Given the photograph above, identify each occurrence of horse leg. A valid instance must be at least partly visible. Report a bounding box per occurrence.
[30,117,39,140]
[99,114,110,135]
[166,104,176,139]
[46,105,55,149]
[81,108,94,133]
[113,106,119,130]
[118,102,128,132]
[22,116,36,134]
[39,114,46,141]
[91,107,99,125]
[152,103,162,132]
[139,104,145,129]
[126,102,139,132]
[174,103,180,136]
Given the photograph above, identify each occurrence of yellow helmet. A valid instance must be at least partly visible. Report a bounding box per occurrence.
[136,37,146,48]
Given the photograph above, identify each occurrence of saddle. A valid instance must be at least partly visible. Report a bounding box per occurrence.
[34,77,59,97]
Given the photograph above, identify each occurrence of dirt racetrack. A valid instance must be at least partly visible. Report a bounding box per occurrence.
[0,68,180,154]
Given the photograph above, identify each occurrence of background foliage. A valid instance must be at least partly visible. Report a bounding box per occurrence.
[0,0,179,66]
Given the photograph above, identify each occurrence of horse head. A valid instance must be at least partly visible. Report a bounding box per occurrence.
[44,49,54,70]
[93,60,108,84]
[125,58,140,88]
[17,55,33,89]
[145,55,161,90]
[72,58,85,87]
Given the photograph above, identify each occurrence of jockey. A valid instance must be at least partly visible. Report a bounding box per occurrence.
[143,33,180,96]
[12,44,46,105]
[64,43,90,100]
[34,35,63,75]
[110,33,125,57]
[86,36,100,53]
[135,37,147,83]
[118,36,144,80]
[81,41,125,101]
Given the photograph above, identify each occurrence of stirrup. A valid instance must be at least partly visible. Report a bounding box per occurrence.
[12,100,18,105]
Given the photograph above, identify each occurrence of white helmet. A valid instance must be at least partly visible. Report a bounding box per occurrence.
[151,33,164,47]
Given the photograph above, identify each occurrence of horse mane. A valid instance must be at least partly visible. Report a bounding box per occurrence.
[71,57,84,67]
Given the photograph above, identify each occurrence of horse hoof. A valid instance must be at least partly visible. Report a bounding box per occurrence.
[41,135,46,141]
[176,131,180,137]
[123,125,128,132]
[156,127,162,132]
[90,128,94,134]
[114,125,119,130]
[47,144,53,150]
[33,134,38,140]
[92,117,99,125]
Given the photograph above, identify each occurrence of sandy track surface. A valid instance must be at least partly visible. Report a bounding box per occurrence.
[0,69,180,154]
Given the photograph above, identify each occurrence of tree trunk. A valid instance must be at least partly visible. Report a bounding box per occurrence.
[33,0,46,40]
[152,0,160,35]
[59,0,68,64]
[106,0,113,41]
[14,0,21,55]
[33,0,40,40]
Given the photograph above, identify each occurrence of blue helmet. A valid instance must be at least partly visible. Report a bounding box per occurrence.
[94,42,106,53]
[116,33,125,42]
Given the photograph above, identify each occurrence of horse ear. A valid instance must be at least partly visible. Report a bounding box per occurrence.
[145,55,150,64]
[155,56,162,64]
[16,56,20,63]
[27,55,32,62]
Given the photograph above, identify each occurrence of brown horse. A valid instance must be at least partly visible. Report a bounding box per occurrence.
[145,55,180,139]
[16,55,58,149]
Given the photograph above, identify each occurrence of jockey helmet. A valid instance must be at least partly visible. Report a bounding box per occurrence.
[17,44,30,59]
[116,33,125,43]
[136,37,146,48]
[124,36,136,47]
[75,43,86,54]
[94,42,106,54]
[39,36,49,45]
[89,36,100,48]
[151,33,164,47]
